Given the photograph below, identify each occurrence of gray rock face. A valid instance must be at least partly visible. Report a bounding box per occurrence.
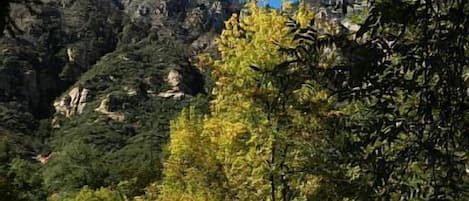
[1,0,238,119]
[117,0,234,38]
[306,0,364,32]
[1,0,126,119]
[0,0,237,169]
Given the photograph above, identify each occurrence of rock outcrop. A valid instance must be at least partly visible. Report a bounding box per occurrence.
[190,32,218,56]
[306,0,364,33]
[158,69,192,100]
[66,47,77,63]
[53,86,89,118]
[33,152,57,165]
[95,95,126,122]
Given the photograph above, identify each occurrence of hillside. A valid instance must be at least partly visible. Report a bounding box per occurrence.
[0,0,467,201]
[0,0,238,199]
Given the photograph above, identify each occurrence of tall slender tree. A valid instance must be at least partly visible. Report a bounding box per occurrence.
[158,2,343,200]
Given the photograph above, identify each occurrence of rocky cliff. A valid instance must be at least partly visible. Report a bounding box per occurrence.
[0,0,238,195]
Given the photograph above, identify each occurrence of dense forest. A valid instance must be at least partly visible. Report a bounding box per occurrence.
[0,0,467,200]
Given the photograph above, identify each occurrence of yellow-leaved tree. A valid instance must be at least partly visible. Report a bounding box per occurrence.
[155,1,341,201]
[157,106,225,201]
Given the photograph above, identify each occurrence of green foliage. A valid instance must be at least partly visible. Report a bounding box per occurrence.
[0,140,14,201]
[43,41,202,197]
[1,0,218,199]
[156,1,468,201]
[50,186,126,201]
[158,3,341,201]
[278,0,469,200]
[43,141,107,192]
[331,0,468,200]
[7,158,47,201]
[0,1,467,200]
[0,136,47,201]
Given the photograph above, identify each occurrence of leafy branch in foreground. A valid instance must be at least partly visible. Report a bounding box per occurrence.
[284,0,469,200]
